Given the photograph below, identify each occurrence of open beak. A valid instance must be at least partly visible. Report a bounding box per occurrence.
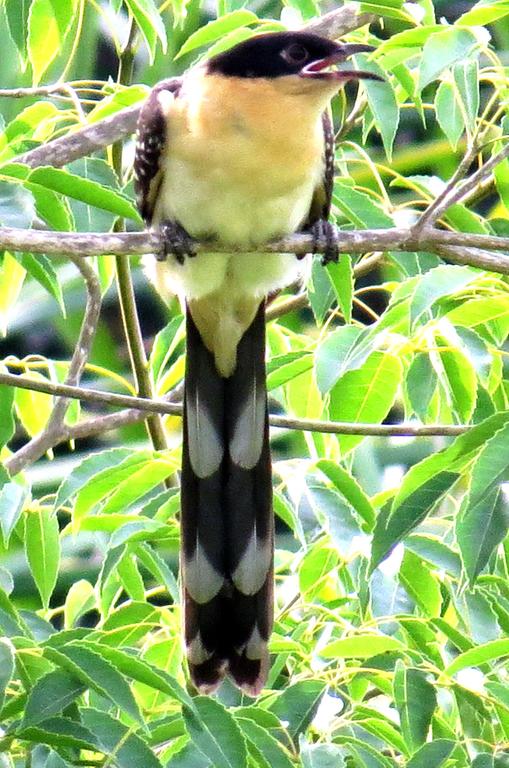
[300,43,383,82]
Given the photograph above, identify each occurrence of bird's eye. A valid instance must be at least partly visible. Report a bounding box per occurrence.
[281,43,309,65]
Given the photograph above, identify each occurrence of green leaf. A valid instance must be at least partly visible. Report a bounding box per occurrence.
[332,181,394,228]
[22,670,86,726]
[136,543,179,602]
[446,638,509,675]
[399,550,442,617]
[301,743,346,768]
[269,680,326,740]
[326,254,353,323]
[0,181,35,227]
[72,451,169,527]
[405,354,436,421]
[434,331,477,422]
[27,167,141,221]
[53,447,133,511]
[64,580,95,629]
[299,542,339,595]
[16,253,65,315]
[166,742,212,768]
[81,707,163,767]
[94,601,160,646]
[0,384,15,449]
[124,0,167,62]
[44,643,143,724]
[315,325,366,394]
[183,696,247,768]
[453,60,479,134]
[406,534,461,577]
[66,157,122,233]
[25,509,60,609]
[393,662,436,752]
[435,81,464,150]
[28,0,78,84]
[458,0,509,25]
[18,717,97,751]
[176,11,259,58]
[329,352,403,455]
[307,257,335,325]
[99,456,178,515]
[236,718,295,768]
[391,411,509,513]
[0,638,14,711]
[354,54,399,161]
[406,739,455,768]
[316,460,375,529]
[419,28,478,91]
[70,641,195,713]
[320,634,404,659]
[267,352,313,391]
[14,372,53,437]
[457,486,509,584]
[0,481,28,547]
[5,0,31,64]
[149,316,185,384]
[467,420,509,509]
[410,265,475,327]
[371,472,458,570]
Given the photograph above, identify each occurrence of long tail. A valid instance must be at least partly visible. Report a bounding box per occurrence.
[180,302,273,696]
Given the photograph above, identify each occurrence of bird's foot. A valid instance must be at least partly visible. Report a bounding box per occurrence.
[308,219,339,266]
[158,220,197,264]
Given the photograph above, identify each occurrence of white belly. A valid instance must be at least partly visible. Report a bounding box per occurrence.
[148,156,314,303]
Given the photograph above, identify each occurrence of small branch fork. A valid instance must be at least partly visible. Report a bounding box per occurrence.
[1,3,507,475]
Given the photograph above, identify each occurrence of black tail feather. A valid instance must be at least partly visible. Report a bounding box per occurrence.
[181,303,273,696]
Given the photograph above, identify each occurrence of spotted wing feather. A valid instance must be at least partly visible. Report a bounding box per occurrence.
[305,110,335,226]
[134,78,181,224]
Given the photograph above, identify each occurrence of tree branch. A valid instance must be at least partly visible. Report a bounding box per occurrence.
[416,142,509,230]
[0,227,507,272]
[5,256,102,476]
[305,4,375,38]
[0,371,468,438]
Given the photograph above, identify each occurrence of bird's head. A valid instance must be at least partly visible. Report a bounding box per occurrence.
[206,31,382,93]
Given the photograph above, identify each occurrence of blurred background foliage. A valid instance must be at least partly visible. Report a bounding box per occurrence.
[0,0,509,766]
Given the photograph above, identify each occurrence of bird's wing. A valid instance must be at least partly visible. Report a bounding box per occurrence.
[305,109,335,226]
[134,78,182,224]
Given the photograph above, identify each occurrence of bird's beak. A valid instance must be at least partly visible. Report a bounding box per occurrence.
[300,43,383,82]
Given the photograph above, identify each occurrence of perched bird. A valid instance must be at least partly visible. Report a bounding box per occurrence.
[134,30,380,696]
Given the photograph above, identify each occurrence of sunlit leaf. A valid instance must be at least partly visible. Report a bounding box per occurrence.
[393,662,436,752]
[419,28,478,91]
[25,509,60,609]
[28,0,79,85]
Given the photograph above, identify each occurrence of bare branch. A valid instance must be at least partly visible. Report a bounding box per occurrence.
[416,142,509,230]
[17,105,141,169]
[5,257,102,476]
[0,226,507,272]
[0,371,468,439]
[305,3,375,38]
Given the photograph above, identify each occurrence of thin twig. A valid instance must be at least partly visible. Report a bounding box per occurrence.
[416,141,509,229]
[5,257,102,476]
[111,18,168,456]
[0,371,468,438]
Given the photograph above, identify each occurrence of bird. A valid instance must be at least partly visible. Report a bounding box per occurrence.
[134,30,380,696]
